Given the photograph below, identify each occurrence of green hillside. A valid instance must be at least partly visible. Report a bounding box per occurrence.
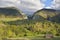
[0,7,27,21]
[0,8,60,40]
[33,9,60,22]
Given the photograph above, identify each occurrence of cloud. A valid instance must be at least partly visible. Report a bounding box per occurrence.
[19,0,45,15]
[20,0,44,9]
[50,0,60,10]
[0,0,16,7]
[40,0,60,10]
[0,0,45,15]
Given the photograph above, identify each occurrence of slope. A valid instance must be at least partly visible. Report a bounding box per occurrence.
[0,7,27,21]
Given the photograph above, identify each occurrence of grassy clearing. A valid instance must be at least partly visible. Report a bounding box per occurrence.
[2,37,60,40]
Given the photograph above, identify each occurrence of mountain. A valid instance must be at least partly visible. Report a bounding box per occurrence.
[33,9,60,23]
[0,8,60,38]
[0,7,27,20]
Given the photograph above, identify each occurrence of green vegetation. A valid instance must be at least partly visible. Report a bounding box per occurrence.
[0,8,60,40]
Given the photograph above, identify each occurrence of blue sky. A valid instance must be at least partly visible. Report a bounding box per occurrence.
[41,0,53,7]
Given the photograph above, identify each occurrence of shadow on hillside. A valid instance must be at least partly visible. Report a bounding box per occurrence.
[32,13,60,23]
[3,13,60,25]
[2,14,45,25]
[50,14,60,23]
[0,8,22,16]
[4,19,28,25]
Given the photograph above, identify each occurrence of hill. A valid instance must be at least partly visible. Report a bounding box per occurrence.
[0,7,27,21]
[33,9,60,23]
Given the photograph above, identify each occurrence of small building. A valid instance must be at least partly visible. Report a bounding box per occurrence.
[45,34,53,38]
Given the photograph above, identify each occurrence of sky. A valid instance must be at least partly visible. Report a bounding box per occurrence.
[0,0,60,15]
[40,0,53,7]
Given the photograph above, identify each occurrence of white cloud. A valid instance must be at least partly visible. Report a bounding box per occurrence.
[0,0,45,15]
[20,0,44,9]
[0,0,18,7]
[19,0,45,15]
[51,0,60,10]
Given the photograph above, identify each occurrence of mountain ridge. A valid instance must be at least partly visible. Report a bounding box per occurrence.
[32,8,60,23]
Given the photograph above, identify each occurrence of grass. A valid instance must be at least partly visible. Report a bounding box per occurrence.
[30,36,60,40]
[0,17,25,22]
[1,35,60,40]
[0,16,60,40]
